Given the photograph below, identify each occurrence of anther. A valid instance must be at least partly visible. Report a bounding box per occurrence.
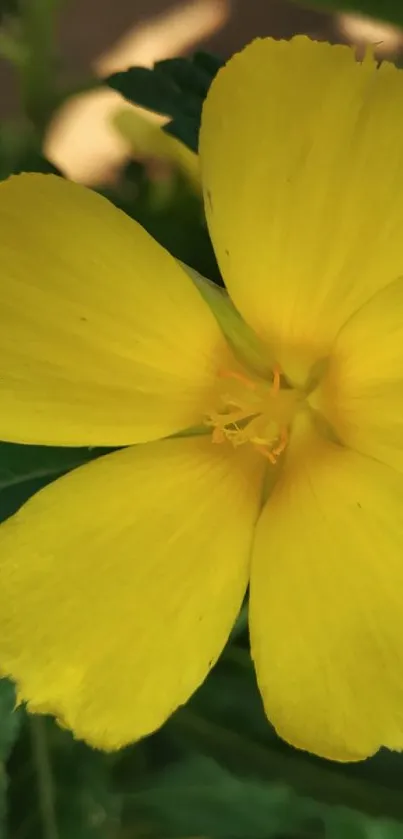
[271,428,288,458]
[254,444,278,464]
[271,365,281,394]
[212,427,225,444]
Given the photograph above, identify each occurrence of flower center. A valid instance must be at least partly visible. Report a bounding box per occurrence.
[205,366,299,463]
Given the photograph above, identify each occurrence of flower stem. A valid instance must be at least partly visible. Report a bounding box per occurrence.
[19,0,60,135]
[30,716,59,839]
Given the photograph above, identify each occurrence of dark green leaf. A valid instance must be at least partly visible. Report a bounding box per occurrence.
[0,443,114,523]
[10,149,62,177]
[7,716,120,839]
[107,65,196,119]
[123,754,403,839]
[154,56,212,99]
[0,122,63,181]
[163,115,200,154]
[0,679,22,839]
[0,443,111,492]
[0,680,21,763]
[105,51,223,153]
[193,50,224,79]
[167,651,403,822]
[126,755,319,839]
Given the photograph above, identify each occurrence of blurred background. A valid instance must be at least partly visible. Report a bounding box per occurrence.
[1,0,402,183]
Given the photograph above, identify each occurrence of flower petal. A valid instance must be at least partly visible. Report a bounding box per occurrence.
[0,174,231,446]
[250,413,403,761]
[200,37,403,385]
[311,275,403,473]
[0,436,264,749]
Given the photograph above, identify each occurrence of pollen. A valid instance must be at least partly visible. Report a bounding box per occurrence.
[205,365,299,463]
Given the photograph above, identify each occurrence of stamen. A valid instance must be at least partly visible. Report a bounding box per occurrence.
[254,444,278,464]
[206,364,297,463]
[271,428,288,457]
[272,364,281,394]
[212,427,225,444]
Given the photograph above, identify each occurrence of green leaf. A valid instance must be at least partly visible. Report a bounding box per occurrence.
[0,121,63,181]
[154,55,217,99]
[0,443,113,523]
[17,0,61,134]
[166,650,403,822]
[7,716,120,839]
[163,116,200,156]
[0,443,110,491]
[107,65,196,120]
[122,754,403,839]
[307,0,403,27]
[0,680,21,763]
[0,679,23,838]
[126,755,316,838]
[10,148,62,177]
[105,51,223,152]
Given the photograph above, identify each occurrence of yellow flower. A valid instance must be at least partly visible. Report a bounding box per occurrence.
[0,35,403,763]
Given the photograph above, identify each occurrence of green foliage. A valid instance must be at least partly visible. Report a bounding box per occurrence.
[0,443,113,523]
[169,650,403,822]
[0,120,63,181]
[0,680,22,837]
[0,681,21,763]
[106,52,223,153]
[7,714,119,839]
[119,754,403,839]
[4,669,403,838]
[124,755,317,839]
